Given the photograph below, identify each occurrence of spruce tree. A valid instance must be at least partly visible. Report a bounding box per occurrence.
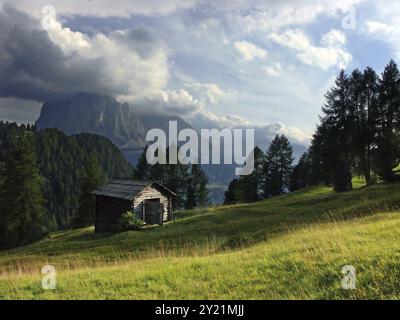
[289,152,312,192]
[238,147,265,202]
[0,134,46,248]
[361,67,379,184]
[184,178,197,210]
[190,164,209,207]
[224,178,241,204]
[74,155,105,227]
[375,60,400,181]
[264,135,294,197]
[136,145,151,180]
[320,70,353,191]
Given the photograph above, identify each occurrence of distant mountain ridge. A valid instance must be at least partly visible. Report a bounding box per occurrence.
[36,92,193,151]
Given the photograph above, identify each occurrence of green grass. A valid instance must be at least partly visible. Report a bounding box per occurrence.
[1,182,400,299]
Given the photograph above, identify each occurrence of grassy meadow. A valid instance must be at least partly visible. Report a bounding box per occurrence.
[1,181,400,299]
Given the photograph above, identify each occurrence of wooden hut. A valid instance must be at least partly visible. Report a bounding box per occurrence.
[92,180,176,233]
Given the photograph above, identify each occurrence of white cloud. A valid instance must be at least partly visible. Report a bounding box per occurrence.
[184,83,237,105]
[235,0,364,33]
[44,14,170,101]
[159,89,203,114]
[321,29,347,48]
[366,21,394,34]
[276,122,310,144]
[234,41,268,61]
[269,29,352,70]
[263,63,284,77]
[151,88,309,145]
[366,20,400,57]
[363,1,400,57]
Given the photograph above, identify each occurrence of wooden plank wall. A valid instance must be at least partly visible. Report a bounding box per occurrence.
[133,187,171,222]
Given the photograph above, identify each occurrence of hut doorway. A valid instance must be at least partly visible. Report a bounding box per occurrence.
[144,199,163,225]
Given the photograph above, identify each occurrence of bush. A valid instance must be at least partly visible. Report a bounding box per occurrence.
[118,211,144,231]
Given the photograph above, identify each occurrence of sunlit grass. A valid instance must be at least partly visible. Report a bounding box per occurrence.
[1,182,400,299]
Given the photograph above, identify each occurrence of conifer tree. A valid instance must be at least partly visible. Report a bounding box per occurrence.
[289,152,312,192]
[264,135,294,197]
[136,145,151,180]
[190,164,209,207]
[375,60,400,181]
[320,70,354,191]
[0,134,46,248]
[74,155,105,227]
[238,147,265,202]
[224,178,242,204]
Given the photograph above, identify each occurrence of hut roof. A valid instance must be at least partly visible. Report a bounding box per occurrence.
[92,180,176,200]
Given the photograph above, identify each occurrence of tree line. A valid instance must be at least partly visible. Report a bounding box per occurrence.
[225,60,400,204]
[224,135,294,204]
[307,60,400,191]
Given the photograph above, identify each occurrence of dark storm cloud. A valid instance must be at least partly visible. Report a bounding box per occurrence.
[0,5,104,102]
[0,4,169,103]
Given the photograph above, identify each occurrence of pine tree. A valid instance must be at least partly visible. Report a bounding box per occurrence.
[224,178,241,204]
[238,147,265,202]
[136,145,151,180]
[184,182,197,210]
[74,155,105,227]
[190,164,209,207]
[320,70,354,191]
[361,68,379,184]
[0,134,46,249]
[308,124,332,186]
[375,60,400,181]
[333,158,352,192]
[264,135,294,197]
[289,152,312,192]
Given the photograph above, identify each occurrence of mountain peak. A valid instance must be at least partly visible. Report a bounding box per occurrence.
[35,92,192,152]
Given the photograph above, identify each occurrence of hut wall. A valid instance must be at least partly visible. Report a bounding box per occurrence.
[95,195,132,232]
[133,187,171,222]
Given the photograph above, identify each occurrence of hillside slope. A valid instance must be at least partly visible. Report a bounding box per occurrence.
[0,183,400,299]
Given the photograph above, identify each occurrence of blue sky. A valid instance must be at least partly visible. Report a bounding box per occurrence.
[0,0,400,145]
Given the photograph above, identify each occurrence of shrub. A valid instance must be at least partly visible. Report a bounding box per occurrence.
[118,211,144,231]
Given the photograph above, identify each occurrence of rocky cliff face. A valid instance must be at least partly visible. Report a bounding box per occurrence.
[36,92,191,151]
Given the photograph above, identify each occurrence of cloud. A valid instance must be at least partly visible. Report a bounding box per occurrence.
[0,0,198,18]
[366,21,394,34]
[184,83,237,105]
[263,63,284,77]
[233,0,364,33]
[0,4,169,102]
[269,29,352,70]
[159,89,203,114]
[146,88,309,145]
[234,41,268,61]
[363,1,400,57]
[366,20,400,57]
[321,29,347,47]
